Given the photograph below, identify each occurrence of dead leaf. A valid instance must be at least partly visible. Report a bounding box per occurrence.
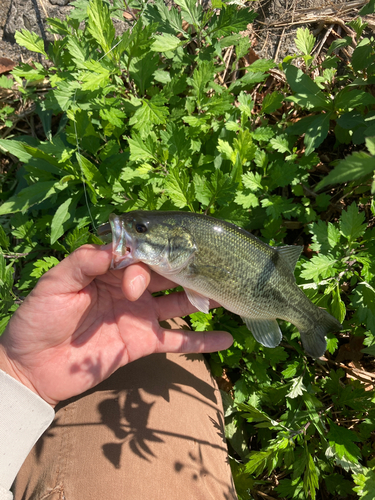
[0,58,16,75]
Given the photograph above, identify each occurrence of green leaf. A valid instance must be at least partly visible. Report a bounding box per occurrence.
[174,0,201,26]
[284,65,330,109]
[360,0,375,15]
[237,91,253,117]
[14,30,48,57]
[151,34,181,52]
[261,91,284,114]
[327,419,361,464]
[309,220,341,253]
[353,468,375,500]
[270,135,291,154]
[261,196,298,220]
[208,5,257,37]
[351,282,375,334]
[127,133,157,162]
[295,27,315,55]
[30,256,60,279]
[331,286,346,324]
[315,151,375,190]
[76,153,110,197]
[300,254,338,282]
[0,181,64,215]
[87,0,115,55]
[339,202,366,243]
[0,76,14,89]
[352,38,373,72]
[242,171,262,191]
[303,453,319,500]
[100,107,126,128]
[366,137,375,156]
[287,113,331,155]
[188,60,215,106]
[50,197,74,244]
[129,95,169,136]
[286,375,306,399]
[144,0,184,36]
[0,226,10,250]
[165,168,194,209]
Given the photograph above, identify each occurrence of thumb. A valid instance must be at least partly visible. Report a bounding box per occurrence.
[35,244,113,295]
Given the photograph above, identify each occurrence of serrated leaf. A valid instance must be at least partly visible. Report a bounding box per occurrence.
[30,256,60,279]
[261,196,298,220]
[286,375,306,399]
[165,168,193,209]
[234,191,259,209]
[15,30,48,57]
[303,453,319,500]
[295,27,315,55]
[217,139,234,161]
[316,151,375,190]
[270,134,291,153]
[237,91,253,117]
[339,202,366,243]
[242,171,262,191]
[353,468,375,500]
[309,220,341,253]
[208,5,258,37]
[327,420,361,464]
[129,95,169,136]
[300,254,338,282]
[100,107,126,128]
[151,34,181,52]
[188,60,215,106]
[87,0,115,55]
[0,76,14,89]
[144,0,184,36]
[127,133,156,162]
[174,0,201,26]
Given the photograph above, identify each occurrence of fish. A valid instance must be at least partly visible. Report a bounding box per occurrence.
[98,210,342,358]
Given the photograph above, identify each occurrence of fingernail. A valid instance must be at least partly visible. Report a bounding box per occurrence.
[129,274,146,300]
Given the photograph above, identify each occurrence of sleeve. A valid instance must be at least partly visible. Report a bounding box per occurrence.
[0,369,55,499]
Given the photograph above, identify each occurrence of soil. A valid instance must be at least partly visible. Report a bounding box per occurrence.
[1,0,374,66]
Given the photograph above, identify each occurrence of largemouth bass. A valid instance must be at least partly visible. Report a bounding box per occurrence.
[98,211,342,358]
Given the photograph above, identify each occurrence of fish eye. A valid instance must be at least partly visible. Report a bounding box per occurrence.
[135,223,147,234]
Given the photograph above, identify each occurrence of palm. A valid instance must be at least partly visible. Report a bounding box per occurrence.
[0,245,231,405]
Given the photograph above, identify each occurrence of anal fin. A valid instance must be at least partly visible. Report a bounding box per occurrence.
[241,317,282,348]
[184,288,210,314]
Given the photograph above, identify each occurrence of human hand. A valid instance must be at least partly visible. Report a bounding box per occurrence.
[0,244,232,406]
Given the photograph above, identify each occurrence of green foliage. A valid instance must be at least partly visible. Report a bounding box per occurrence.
[1,3,375,499]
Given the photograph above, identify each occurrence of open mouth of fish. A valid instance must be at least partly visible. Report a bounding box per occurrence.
[97,215,133,269]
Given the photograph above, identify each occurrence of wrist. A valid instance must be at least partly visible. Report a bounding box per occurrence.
[0,343,55,408]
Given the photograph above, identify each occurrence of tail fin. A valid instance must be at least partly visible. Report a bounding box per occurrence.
[299,309,342,358]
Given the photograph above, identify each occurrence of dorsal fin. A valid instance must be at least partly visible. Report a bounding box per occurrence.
[275,245,303,271]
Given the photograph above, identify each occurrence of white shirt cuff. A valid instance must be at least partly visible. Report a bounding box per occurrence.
[0,369,54,491]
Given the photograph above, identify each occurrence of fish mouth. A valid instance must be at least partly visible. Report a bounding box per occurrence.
[108,214,134,270]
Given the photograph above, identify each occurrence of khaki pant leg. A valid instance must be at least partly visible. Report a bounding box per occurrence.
[12,351,237,500]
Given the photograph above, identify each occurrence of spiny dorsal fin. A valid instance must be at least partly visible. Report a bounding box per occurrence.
[275,245,303,271]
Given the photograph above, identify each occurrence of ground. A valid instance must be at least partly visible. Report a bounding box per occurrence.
[1,0,374,65]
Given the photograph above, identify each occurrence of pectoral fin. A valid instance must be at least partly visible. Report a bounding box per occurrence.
[185,288,210,314]
[242,317,282,348]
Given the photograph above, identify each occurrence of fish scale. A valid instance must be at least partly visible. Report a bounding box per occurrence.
[99,210,342,358]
